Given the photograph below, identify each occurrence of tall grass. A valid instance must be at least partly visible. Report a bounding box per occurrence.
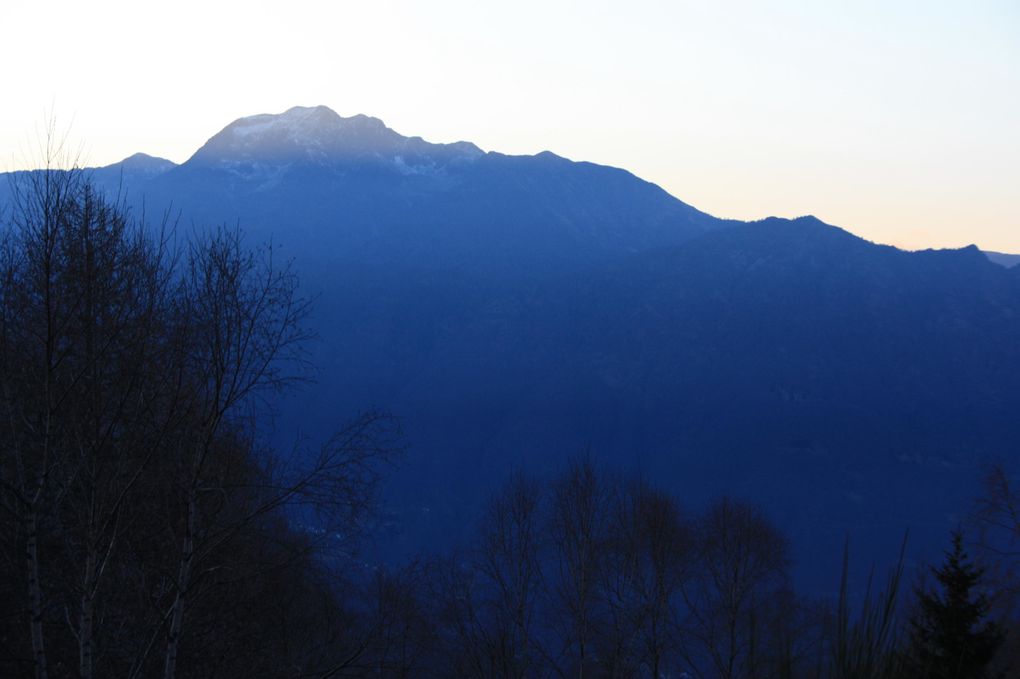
[829,535,908,679]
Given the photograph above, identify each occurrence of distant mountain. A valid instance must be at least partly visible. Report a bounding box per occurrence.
[984,250,1020,268]
[188,105,484,168]
[84,106,728,275]
[3,106,1018,592]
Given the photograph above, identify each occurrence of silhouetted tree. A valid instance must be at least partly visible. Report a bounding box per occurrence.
[971,462,1020,673]
[630,484,692,676]
[684,497,791,679]
[429,472,545,679]
[597,479,692,677]
[550,459,607,678]
[905,530,1003,679]
[0,150,398,679]
[0,149,177,679]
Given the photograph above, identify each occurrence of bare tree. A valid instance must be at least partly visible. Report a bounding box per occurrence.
[973,462,1020,573]
[432,472,545,679]
[549,459,607,678]
[155,228,405,679]
[359,564,439,678]
[0,151,181,679]
[635,486,692,677]
[599,480,692,678]
[0,150,83,679]
[482,472,545,677]
[970,461,1020,673]
[1,151,400,679]
[684,497,790,679]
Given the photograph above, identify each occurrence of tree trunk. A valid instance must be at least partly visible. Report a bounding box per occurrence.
[79,591,95,679]
[164,492,197,679]
[79,548,96,679]
[26,509,48,679]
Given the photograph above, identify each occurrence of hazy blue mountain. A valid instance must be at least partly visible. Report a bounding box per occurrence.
[985,250,1020,268]
[3,106,1018,592]
[92,106,728,276]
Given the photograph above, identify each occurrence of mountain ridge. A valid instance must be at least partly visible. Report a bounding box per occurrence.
[86,106,1016,261]
[78,106,726,274]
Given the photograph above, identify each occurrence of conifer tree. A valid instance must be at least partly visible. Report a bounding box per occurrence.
[906,530,1003,679]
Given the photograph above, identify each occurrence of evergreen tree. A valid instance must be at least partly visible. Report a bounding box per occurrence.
[906,530,1003,679]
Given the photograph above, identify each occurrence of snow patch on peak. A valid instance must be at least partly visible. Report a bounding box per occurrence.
[188,106,485,172]
[192,105,403,165]
[228,105,344,140]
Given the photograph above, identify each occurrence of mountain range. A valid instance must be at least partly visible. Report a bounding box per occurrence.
[4,105,1019,591]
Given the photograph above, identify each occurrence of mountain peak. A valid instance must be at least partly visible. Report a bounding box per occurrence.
[88,153,176,182]
[231,105,390,140]
[186,105,481,171]
[112,152,176,174]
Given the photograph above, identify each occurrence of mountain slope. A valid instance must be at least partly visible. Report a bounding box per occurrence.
[985,250,1020,268]
[292,216,1020,577]
[106,106,728,275]
[3,107,1018,592]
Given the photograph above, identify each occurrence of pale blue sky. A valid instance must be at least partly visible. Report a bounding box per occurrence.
[2,0,1017,251]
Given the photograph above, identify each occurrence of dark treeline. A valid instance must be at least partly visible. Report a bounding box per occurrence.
[1,165,1017,678]
[350,462,1016,679]
[411,465,809,678]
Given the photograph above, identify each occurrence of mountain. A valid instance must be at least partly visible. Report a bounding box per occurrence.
[86,105,728,276]
[188,105,483,168]
[3,106,1019,591]
[985,250,1020,268]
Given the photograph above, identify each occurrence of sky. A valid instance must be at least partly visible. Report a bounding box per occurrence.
[2,0,1018,252]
